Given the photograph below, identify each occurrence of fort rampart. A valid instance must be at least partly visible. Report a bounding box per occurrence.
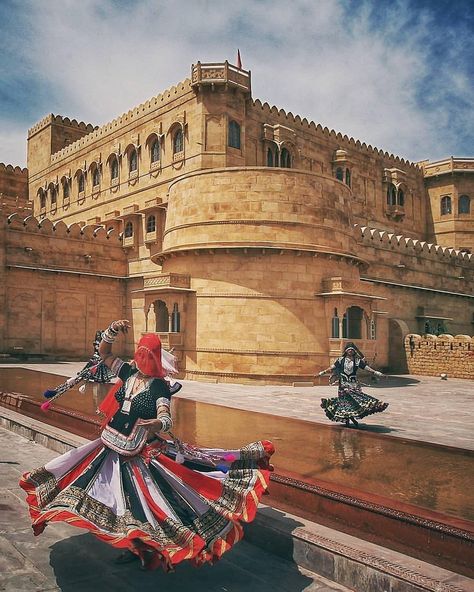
[404,334,474,379]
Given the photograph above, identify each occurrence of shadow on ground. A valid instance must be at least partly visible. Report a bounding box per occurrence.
[365,375,420,388]
[49,527,313,592]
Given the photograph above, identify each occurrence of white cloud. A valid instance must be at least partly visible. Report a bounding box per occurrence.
[0,0,472,166]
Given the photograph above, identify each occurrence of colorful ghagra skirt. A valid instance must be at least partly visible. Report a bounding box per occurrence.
[19,437,274,571]
[321,383,388,423]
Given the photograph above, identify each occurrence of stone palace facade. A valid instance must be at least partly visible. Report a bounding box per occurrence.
[1,61,472,383]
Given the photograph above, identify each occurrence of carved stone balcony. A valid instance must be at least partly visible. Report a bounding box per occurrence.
[191,61,251,95]
[385,204,405,221]
[143,273,192,292]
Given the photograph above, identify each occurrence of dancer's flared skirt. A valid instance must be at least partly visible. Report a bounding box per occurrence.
[321,385,388,423]
[20,437,274,571]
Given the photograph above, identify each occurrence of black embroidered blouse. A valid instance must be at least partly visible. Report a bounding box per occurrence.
[107,362,171,436]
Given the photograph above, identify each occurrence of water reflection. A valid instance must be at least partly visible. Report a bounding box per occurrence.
[1,368,473,521]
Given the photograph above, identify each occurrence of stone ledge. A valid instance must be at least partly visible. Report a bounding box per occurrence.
[245,507,474,592]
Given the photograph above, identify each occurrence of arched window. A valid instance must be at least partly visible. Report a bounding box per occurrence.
[63,179,70,199]
[387,183,396,206]
[151,139,160,163]
[154,299,169,332]
[146,215,156,233]
[173,129,183,154]
[92,168,100,186]
[171,303,180,332]
[441,195,452,215]
[397,189,404,207]
[346,306,364,339]
[124,221,133,238]
[78,172,84,193]
[39,190,46,209]
[228,120,241,149]
[459,195,470,214]
[336,167,344,181]
[50,186,57,205]
[280,148,291,168]
[345,168,351,187]
[331,308,340,338]
[267,148,274,167]
[129,149,138,172]
[110,157,119,180]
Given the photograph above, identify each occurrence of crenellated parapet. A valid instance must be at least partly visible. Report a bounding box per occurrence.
[5,212,121,244]
[404,333,473,379]
[356,224,473,265]
[48,79,192,164]
[0,163,28,176]
[28,114,96,139]
[251,99,421,170]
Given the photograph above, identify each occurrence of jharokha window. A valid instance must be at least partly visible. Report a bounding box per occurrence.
[63,180,70,199]
[78,172,85,193]
[146,214,156,233]
[39,190,46,209]
[345,168,351,187]
[129,149,138,172]
[92,168,100,186]
[151,139,160,163]
[280,147,291,168]
[336,167,344,181]
[124,221,133,238]
[173,129,183,154]
[228,120,241,149]
[441,195,452,215]
[387,183,396,206]
[111,157,119,180]
[50,186,57,205]
[459,195,471,214]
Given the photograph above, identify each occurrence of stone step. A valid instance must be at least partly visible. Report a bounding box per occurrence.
[245,507,474,592]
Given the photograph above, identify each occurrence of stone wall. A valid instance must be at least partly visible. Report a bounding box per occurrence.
[0,213,129,358]
[404,334,474,379]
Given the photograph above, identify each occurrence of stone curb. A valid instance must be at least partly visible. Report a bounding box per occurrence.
[1,406,473,592]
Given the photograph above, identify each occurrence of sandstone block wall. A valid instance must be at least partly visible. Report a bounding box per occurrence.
[0,214,128,358]
[404,334,474,379]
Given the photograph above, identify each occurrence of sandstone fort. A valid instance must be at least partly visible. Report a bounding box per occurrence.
[1,60,472,382]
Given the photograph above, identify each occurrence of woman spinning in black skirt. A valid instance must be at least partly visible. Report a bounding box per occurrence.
[318,343,388,427]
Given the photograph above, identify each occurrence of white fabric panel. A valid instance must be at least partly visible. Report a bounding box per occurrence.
[139,462,180,521]
[88,451,126,516]
[44,438,102,479]
[127,460,159,528]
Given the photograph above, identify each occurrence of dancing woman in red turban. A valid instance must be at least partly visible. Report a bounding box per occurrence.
[20,320,274,571]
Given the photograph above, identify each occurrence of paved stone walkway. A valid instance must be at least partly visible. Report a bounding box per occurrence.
[2,364,473,450]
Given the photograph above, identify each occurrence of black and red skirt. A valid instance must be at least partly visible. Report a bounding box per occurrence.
[20,437,274,571]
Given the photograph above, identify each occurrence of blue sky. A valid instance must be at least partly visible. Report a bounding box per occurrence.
[1,0,472,167]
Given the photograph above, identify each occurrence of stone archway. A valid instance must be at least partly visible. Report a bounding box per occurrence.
[154,300,169,332]
[388,318,410,372]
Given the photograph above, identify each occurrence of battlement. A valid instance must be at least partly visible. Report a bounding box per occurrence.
[356,224,473,265]
[0,163,28,176]
[49,78,192,164]
[28,114,96,139]
[5,212,121,244]
[251,99,421,170]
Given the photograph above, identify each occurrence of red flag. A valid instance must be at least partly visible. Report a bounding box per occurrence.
[237,49,242,69]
